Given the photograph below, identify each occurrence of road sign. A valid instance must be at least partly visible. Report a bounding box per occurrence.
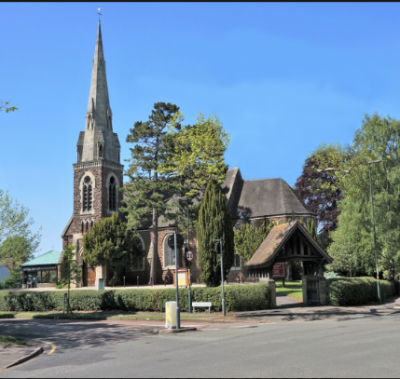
[272,262,285,277]
[167,234,184,249]
[185,250,194,262]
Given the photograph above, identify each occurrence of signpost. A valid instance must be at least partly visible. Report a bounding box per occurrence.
[185,250,193,313]
[166,231,183,328]
[185,250,193,262]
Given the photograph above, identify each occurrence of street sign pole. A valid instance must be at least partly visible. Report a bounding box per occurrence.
[174,231,180,328]
[213,239,225,316]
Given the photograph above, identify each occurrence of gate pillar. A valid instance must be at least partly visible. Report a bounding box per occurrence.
[268,279,276,308]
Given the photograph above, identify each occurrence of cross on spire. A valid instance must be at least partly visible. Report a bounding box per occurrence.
[97,8,102,20]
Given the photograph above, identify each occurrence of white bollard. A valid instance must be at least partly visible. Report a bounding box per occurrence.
[165,301,177,329]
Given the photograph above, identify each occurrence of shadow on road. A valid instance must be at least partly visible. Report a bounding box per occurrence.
[0,318,151,354]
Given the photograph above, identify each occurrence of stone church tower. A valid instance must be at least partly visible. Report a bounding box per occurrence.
[61,21,123,287]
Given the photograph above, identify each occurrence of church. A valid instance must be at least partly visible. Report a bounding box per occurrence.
[61,22,331,288]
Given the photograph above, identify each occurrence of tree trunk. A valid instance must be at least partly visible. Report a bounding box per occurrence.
[149,207,158,285]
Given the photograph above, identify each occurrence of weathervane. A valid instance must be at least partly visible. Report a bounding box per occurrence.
[97,8,102,20]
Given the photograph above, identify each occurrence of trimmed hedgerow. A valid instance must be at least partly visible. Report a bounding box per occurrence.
[0,283,272,313]
[327,277,397,306]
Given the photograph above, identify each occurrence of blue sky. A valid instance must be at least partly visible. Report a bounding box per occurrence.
[2,3,400,256]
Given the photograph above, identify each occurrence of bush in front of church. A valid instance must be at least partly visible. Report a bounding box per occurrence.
[326,277,397,306]
[0,283,272,313]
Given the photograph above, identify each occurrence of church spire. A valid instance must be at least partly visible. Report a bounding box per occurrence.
[87,20,110,128]
[79,21,120,164]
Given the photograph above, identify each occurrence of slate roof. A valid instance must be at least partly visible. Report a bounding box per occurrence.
[21,250,62,267]
[246,220,333,268]
[233,177,312,219]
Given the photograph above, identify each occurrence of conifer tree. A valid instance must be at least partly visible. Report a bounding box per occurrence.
[234,221,276,263]
[197,180,234,287]
[121,102,180,285]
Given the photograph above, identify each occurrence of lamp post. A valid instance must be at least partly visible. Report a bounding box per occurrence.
[213,239,226,316]
[368,160,382,303]
[166,230,180,328]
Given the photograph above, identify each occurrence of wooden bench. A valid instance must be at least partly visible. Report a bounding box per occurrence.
[192,302,212,313]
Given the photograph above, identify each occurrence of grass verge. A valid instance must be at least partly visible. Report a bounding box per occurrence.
[0,312,210,321]
[275,281,303,300]
[0,334,25,346]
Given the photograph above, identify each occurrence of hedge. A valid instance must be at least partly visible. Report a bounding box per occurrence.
[327,277,397,306]
[0,283,272,313]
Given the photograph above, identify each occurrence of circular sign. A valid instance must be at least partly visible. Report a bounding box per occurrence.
[167,234,184,249]
[185,250,194,262]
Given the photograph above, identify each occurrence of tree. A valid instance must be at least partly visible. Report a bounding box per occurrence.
[294,144,350,246]
[0,101,18,113]
[82,213,143,282]
[329,113,400,276]
[0,235,35,279]
[60,244,81,313]
[234,221,276,263]
[160,113,230,234]
[197,180,234,287]
[121,102,181,285]
[0,189,41,270]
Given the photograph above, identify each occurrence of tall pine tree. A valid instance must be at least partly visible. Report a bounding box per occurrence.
[121,102,180,285]
[197,180,234,287]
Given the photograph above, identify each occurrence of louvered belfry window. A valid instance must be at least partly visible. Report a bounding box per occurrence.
[109,176,116,211]
[83,176,93,211]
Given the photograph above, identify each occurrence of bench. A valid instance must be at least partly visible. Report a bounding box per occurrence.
[192,302,212,313]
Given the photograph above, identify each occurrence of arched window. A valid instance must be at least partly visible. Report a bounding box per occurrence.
[90,220,93,230]
[109,176,116,211]
[82,176,93,212]
[81,221,84,234]
[98,145,103,159]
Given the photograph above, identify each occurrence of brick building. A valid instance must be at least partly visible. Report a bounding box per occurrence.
[61,22,322,287]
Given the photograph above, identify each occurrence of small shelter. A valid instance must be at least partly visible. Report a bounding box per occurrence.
[246,220,333,305]
[20,250,62,288]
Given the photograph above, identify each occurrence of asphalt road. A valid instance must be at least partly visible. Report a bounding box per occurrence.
[1,315,400,378]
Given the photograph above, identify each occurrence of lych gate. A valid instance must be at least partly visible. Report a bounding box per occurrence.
[245,220,333,306]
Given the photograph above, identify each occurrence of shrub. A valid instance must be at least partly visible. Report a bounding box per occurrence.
[327,277,396,306]
[0,283,272,313]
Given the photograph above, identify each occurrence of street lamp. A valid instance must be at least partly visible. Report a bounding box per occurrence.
[212,239,226,316]
[166,230,180,328]
[368,160,382,303]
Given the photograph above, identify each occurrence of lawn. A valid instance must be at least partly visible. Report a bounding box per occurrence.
[275,281,303,300]
[0,334,24,346]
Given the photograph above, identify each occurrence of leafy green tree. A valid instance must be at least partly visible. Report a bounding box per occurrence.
[0,100,18,113]
[294,144,351,247]
[234,221,276,263]
[0,235,35,280]
[160,113,230,235]
[329,114,400,276]
[0,189,41,275]
[82,213,143,282]
[121,102,181,285]
[60,244,81,312]
[197,180,234,287]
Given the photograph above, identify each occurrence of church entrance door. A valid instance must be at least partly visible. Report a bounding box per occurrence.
[83,261,96,287]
